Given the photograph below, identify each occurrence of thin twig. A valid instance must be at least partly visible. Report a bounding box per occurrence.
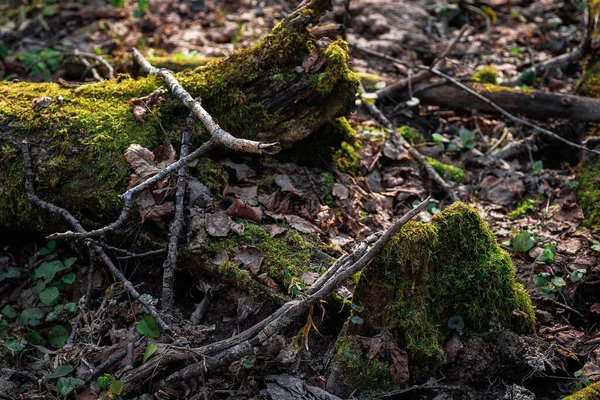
[122,198,430,390]
[21,142,172,334]
[48,138,217,241]
[132,48,280,155]
[162,113,195,325]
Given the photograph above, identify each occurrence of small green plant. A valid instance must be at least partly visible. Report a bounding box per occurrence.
[574,370,591,392]
[448,129,476,151]
[508,197,536,219]
[143,342,158,363]
[350,303,365,325]
[533,273,566,293]
[512,231,535,252]
[97,373,124,397]
[136,315,160,338]
[591,239,600,252]
[532,160,543,175]
[447,315,464,331]
[45,365,84,398]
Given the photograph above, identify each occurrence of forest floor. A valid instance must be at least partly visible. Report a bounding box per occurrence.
[1,0,600,399]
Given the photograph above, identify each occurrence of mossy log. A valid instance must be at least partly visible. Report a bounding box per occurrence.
[562,382,600,399]
[0,0,359,232]
[386,82,600,122]
[327,202,535,396]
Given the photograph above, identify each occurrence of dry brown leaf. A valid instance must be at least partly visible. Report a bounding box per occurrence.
[284,215,323,235]
[132,105,147,122]
[139,202,173,222]
[234,246,265,275]
[205,213,231,237]
[125,144,160,186]
[332,183,349,200]
[257,273,280,291]
[225,198,263,222]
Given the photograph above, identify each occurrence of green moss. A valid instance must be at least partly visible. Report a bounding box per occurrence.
[563,382,600,400]
[334,329,395,394]
[576,60,600,97]
[147,55,219,72]
[333,202,534,393]
[508,196,536,219]
[577,159,600,227]
[0,4,359,232]
[330,117,361,173]
[206,221,331,288]
[472,66,499,84]
[426,157,465,183]
[397,126,422,144]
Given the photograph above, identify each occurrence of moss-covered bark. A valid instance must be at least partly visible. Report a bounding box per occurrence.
[0,1,359,232]
[563,382,600,400]
[328,203,535,396]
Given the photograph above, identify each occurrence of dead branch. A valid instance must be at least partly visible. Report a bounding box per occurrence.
[373,25,471,100]
[421,66,600,156]
[120,197,430,392]
[413,81,600,123]
[161,114,194,326]
[132,48,281,155]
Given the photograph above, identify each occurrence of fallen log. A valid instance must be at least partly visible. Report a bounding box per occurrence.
[400,82,600,122]
[0,0,359,232]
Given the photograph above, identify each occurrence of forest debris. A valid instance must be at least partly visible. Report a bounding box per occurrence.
[234,246,265,275]
[225,198,263,222]
[263,374,342,400]
[187,179,212,208]
[221,160,256,181]
[285,215,323,235]
[205,213,231,237]
[479,175,525,207]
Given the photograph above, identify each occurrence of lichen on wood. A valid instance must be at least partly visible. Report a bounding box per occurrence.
[328,202,535,396]
[0,0,359,232]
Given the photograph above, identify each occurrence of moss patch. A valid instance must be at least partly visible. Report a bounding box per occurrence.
[472,66,499,84]
[426,157,464,183]
[331,202,534,395]
[206,221,332,288]
[508,196,536,219]
[577,159,600,227]
[563,382,600,400]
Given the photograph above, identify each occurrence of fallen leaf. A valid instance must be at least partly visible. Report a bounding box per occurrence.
[332,183,349,200]
[125,144,160,187]
[590,303,600,314]
[187,179,213,208]
[221,160,256,181]
[205,213,231,237]
[153,141,177,168]
[132,105,147,122]
[284,215,323,235]
[264,224,287,237]
[210,251,229,266]
[257,273,280,291]
[234,246,265,275]
[139,202,173,222]
[225,199,263,222]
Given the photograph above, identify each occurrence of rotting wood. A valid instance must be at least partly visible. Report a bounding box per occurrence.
[412,82,600,123]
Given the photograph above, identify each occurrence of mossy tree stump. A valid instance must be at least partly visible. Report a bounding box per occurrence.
[0,0,359,232]
[327,203,535,396]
